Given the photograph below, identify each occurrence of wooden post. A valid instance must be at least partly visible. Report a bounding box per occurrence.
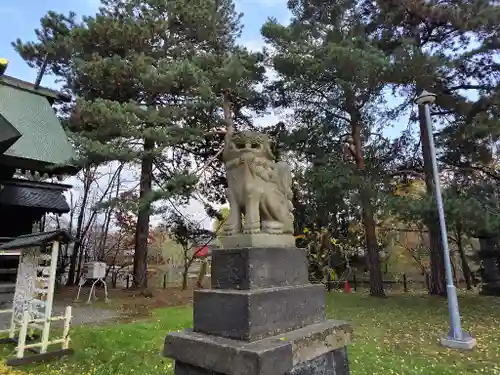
[353,274,357,292]
[8,309,16,339]
[326,272,331,292]
[41,241,59,353]
[16,311,29,358]
[403,274,408,292]
[163,273,167,289]
[62,306,72,350]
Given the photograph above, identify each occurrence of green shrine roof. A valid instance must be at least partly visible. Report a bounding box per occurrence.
[0,75,76,171]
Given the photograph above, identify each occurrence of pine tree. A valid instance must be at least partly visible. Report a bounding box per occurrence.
[262,0,394,297]
[14,0,266,289]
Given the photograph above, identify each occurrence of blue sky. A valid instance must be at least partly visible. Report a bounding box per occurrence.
[0,0,290,89]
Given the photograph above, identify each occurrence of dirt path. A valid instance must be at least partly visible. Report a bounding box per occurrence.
[55,282,197,314]
[0,279,202,330]
[0,303,119,330]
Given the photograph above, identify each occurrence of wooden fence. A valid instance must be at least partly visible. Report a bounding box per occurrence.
[325,274,428,293]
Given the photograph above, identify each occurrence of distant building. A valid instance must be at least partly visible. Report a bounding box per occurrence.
[191,233,219,259]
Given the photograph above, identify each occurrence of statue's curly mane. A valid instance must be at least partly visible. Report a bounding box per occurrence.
[223,131,274,164]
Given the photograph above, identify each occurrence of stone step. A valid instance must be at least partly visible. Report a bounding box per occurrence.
[164,319,352,375]
[193,284,325,341]
[211,247,309,290]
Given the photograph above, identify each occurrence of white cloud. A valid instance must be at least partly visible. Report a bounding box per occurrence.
[253,112,280,127]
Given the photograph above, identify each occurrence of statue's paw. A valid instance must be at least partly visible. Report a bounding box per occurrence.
[243,228,260,234]
[222,225,236,236]
[243,222,260,234]
[262,220,283,234]
[263,228,282,234]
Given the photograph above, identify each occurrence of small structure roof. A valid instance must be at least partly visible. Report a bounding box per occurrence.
[0,229,75,251]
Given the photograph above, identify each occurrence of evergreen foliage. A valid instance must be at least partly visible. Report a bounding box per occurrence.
[11,0,500,294]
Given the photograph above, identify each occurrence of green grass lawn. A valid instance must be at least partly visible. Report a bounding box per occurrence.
[1,292,499,375]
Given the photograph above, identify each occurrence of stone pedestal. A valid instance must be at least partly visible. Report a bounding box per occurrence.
[164,246,352,375]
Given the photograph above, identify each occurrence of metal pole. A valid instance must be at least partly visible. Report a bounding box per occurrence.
[415,90,476,350]
[422,102,462,335]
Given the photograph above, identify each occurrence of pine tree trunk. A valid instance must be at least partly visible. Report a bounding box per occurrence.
[418,106,447,296]
[456,228,472,289]
[361,192,385,297]
[133,138,154,290]
[350,111,385,297]
[451,254,458,285]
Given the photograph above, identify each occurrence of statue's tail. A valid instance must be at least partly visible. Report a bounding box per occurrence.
[276,161,293,199]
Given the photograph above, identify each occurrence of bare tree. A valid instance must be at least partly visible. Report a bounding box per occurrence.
[60,162,125,285]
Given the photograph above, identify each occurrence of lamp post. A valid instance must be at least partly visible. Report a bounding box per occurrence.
[415,90,477,350]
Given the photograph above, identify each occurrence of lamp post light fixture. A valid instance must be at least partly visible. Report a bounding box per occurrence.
[415,90,477,350]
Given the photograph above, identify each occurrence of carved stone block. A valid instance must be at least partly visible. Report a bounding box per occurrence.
[219,233,296,249]
[193,284,325,341]
[211,247,309,290]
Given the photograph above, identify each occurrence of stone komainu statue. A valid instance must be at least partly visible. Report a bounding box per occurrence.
[222,130,294,235]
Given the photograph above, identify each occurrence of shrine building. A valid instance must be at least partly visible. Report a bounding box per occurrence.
[0,70,76,301]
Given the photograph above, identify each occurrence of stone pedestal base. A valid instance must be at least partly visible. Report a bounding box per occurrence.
[165,320,351,375]
[164,246,352,375]
[175,348,349,375]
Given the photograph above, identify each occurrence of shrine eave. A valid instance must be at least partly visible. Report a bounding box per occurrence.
[0,178,72,214]
[0,154,79,176]
[0,75,71,104]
